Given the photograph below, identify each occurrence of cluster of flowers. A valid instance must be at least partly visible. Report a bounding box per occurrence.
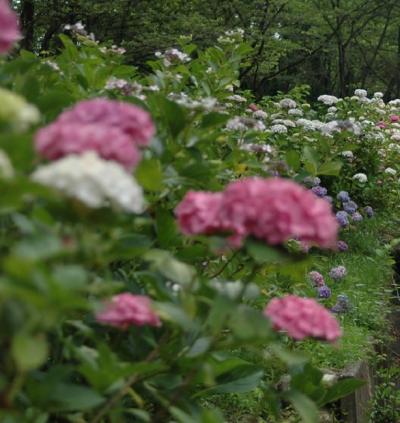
[309,267,349,316]
[335,191,374,227]
[264,295,341,342]
[0,87,40,131]
[155,48,191,67]
[32,98,155,213]
[309,266,346,299]
[99,291,342,342]
[175,177,339,249]
[0,0,20,54]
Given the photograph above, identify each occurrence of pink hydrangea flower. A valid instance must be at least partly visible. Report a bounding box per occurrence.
[309,271,325,287]
[175,178,338,249]
[175,191,224,235]
[390,115,400,123]
[377,121,387,129]
[219,178,338,248]
[96,293,161,329]
[0,0,20,54]
[264,295,341,342]
[35,99,155,170]
[36,123,141,171]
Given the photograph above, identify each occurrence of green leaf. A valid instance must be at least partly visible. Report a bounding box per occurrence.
[155,209,178,247]
[13,234,63,261]
[50,384,104,411]
[286,391,319,423]
[152,95,187,138]
[303,146,319,175]
[194,365,263,396]
[246,239,288,264]
[12,333,48,371]
[135,158,164,191]
[319,378,365,406]
[318,160,343,176]
[144,249,196,285]
[110,234,153,259]
[153,302,197,330]
[201,112,229,128]
[286,150,301,171]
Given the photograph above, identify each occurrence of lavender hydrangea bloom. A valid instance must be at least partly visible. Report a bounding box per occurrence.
[337,191,350,203]
[364,206,374,218]
[318,285,331,298]
[351,212,363,222]
[312,186,328,197]
[332,294,351,313]
[324,195,333,204]
[304,176,321,187]
[343,201,358,214]
[337,240,348,252]
[336,211,349,227]
[329,265,347,280]
[309,271,325,287]
[337,294,350,306]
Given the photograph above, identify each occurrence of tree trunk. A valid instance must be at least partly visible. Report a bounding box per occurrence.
[20,0,35,51]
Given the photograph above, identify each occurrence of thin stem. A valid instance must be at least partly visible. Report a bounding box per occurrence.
[91,333,169,423]
[208,250,239,279]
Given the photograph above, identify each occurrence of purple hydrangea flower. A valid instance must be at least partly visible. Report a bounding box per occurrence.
[304,176,321,187]
[332,294,351,313]
[364,206,374,218]
[318,285,331,299]
[337,294,350,306]
[337,191,350,203]
[312,186,328,197]
[336,211,349,227]
[343,201,358,214]
[329,265,347,281]
[337,240,348,252]
[351,212,363,222]
[309,271,325,287]
[324,195,333,204]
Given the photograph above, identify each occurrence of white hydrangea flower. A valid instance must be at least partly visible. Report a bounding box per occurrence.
[341,151,354,159]
[227,94,247,103]
[389,99,400,106]
[272,119,296,128]
[296,119,323,131]
[391,133,400,141]
[105,77,131,91]
[270,124,287,133]
[158,48,191,67]
[0,150,14,179]
[352,173,368,183]
[0,88,40,131]
[327,106,337,113]
[374,92,384,99]
[354,89,368,98]
[279,98,297,109]
[288,108,303,116]
[31,152,146,213]
[317,95,339,105]
[226,117,247,131]
[384,167,397,175]
[253,110,268,120]
[146,85,160,92]
[226,116,265,132]
[388,143,400,152]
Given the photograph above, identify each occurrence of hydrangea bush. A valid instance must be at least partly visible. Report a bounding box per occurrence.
[0,4,397,422]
